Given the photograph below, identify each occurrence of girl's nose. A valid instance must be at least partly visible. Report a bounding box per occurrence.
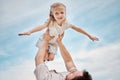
[59,14,63,17]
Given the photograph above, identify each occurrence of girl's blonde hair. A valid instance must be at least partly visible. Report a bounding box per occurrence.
[47,2,66,26]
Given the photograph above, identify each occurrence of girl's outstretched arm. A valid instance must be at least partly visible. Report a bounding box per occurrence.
[18,23,48,36]
[71,25,99,41]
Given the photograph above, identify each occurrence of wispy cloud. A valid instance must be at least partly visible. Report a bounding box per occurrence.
[0,49,9,57]
[0,59,36,80]
[74,43,120,80]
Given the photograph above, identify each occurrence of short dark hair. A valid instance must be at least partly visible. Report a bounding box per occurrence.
[72,70,92,80]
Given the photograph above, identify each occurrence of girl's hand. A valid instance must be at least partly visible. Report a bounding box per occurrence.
[18,31,31,36]
[89,35,99,41]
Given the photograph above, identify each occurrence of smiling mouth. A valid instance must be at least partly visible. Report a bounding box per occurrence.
[58,17,63,19]
[58,17,63,20]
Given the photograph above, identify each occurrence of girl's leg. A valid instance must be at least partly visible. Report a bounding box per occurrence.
[48,53,55,61]
[44,50,49,61]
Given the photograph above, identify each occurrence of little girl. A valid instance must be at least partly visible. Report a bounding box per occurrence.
[19,2,99,61]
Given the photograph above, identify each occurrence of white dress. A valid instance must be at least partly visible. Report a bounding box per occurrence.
[36,20,72,54]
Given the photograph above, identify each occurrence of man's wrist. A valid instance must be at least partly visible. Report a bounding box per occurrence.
[44,39,49,43]
[69,67,77,72]
[57,40,62,45]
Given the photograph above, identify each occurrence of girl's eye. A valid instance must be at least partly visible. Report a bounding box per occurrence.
[55,12,59,15]
[61,12,64,14]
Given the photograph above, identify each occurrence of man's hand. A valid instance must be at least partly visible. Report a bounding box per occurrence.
[57,33,64,43]
[43,29,54,41]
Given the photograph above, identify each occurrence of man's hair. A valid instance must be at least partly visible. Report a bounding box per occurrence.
[72,70,92,80]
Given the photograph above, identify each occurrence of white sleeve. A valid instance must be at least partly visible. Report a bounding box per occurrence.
[64,21,73,30]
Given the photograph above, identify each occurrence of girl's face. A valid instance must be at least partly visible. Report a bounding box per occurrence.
[52,6,66,25]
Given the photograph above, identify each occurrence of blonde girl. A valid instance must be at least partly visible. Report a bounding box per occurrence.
[19,2,99,61]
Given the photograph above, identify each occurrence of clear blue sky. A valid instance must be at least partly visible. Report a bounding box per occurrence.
[0,0,120,80]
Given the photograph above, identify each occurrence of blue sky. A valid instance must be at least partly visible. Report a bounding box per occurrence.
[0,0,120,80]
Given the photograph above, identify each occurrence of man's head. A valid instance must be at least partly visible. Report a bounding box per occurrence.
[66,70,92,80]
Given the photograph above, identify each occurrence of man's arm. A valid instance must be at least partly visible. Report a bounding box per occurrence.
[35,39,48,66]
[57,35,77,72]
[35,30,54,66]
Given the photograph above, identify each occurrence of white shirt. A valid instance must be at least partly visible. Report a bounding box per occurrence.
[48,20,72,44]
[34,63,69,80]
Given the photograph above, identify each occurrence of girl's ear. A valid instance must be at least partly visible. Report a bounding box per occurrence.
[50,11,52,16]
